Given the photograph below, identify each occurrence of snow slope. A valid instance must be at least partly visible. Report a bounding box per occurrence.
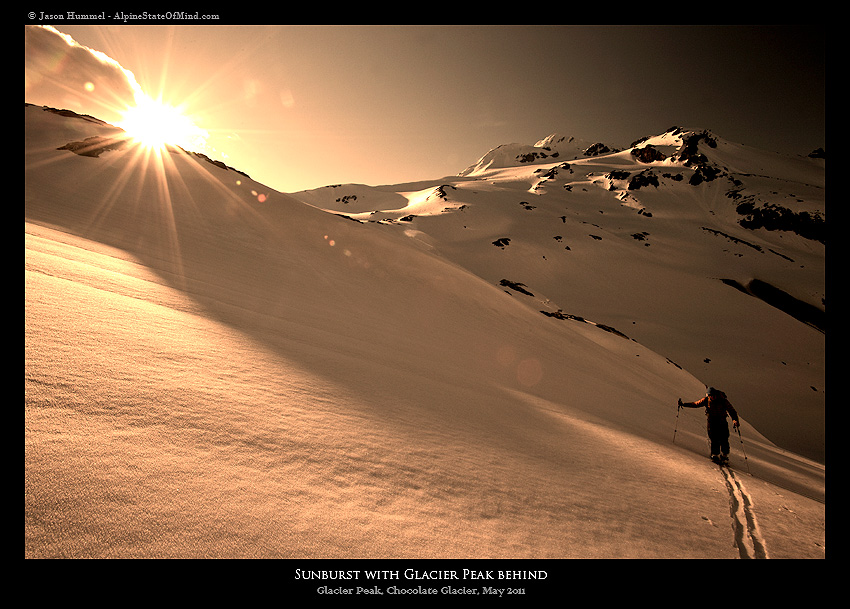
[25,105,824,559]
[299,127,826,464]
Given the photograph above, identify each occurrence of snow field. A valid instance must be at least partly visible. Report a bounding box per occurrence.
[25,107,824,558]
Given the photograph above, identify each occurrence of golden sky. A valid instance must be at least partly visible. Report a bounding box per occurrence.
[25,24,825,193]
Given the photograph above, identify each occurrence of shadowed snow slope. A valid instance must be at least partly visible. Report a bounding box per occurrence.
[25,105,824,558]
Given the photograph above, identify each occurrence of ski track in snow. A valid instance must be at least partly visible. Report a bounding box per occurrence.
[720,466,769,559]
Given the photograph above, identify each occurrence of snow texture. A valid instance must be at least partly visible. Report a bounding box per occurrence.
[25,105,824,559]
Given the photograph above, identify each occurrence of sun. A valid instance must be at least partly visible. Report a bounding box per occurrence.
[119,93,208,152]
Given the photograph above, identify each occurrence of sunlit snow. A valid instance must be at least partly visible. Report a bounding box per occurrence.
[25,105,824,559]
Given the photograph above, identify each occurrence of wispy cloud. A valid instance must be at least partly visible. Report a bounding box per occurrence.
[25,25,142,121]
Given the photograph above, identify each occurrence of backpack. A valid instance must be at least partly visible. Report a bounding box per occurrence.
[704,392,731,419]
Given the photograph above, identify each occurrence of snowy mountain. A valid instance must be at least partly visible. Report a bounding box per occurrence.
[297,125,826,464]
[25,104,824,559]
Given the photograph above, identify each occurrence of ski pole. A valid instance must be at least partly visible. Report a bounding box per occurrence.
[736,425,751,474]
[673,401,681,443]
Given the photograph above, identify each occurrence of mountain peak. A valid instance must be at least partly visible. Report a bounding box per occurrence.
[458,133,609,177]
[533,133,577,149]
[459,126,802,180]
[459,127,727,177]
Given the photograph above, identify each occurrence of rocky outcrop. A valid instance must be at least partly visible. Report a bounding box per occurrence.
[735,201,825,243]
[517,150,559,163]
[630,144,667,163]
[185,150,251,177]
[675,130,717,166]
[627,169,659,190]
[583,143,611,157]
[35,103,112,126]
[499,279,533,296]
[57,135,128,157]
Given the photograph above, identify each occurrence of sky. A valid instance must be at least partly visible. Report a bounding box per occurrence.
[25,23,825,193]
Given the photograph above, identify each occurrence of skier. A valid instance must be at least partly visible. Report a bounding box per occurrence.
[678,387,740,465]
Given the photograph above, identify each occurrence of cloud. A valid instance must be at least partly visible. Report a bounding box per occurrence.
[24,25,142,121]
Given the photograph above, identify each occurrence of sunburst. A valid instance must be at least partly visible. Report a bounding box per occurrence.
[118,93,208,153]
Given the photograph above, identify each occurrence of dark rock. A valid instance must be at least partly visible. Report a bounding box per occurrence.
[584,143,611,157]
[516,151,559,163]
[701,227,763,252]
[540,309,585,322]
[631,144,667,163]
[735,201,825,243]
[40,104,111,126]
[539,310,631,340]
[186,150,251,177]
[627,170,659,190]
[688,164,721,185]
[57,135,127,157]
[499,279,534,296]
